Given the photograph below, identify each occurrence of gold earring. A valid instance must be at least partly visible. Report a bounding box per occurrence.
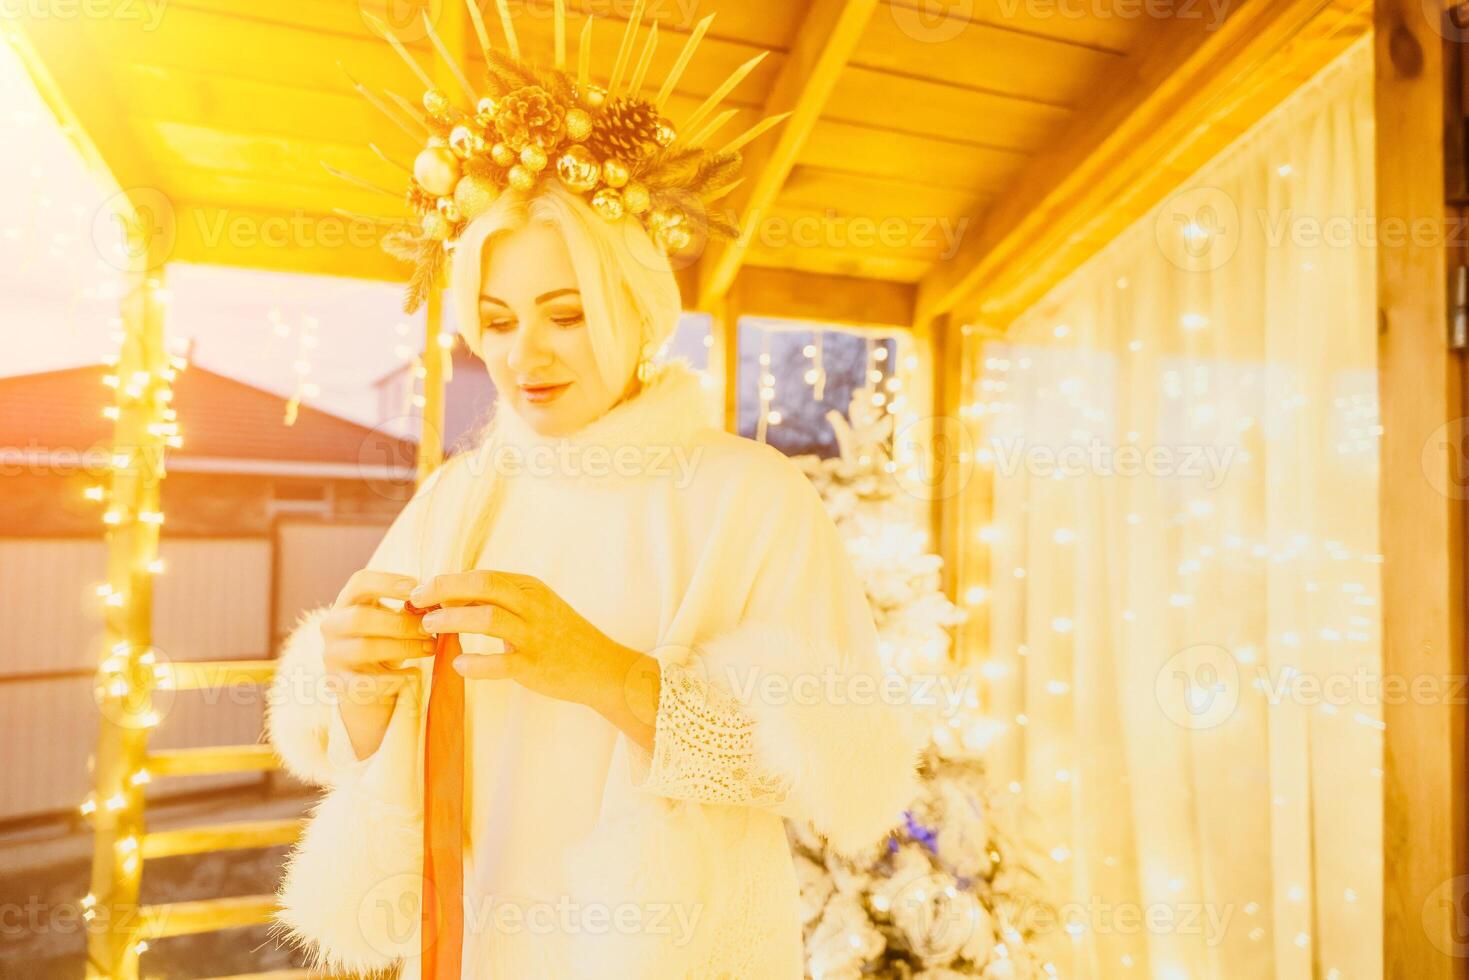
[635,342,655,385]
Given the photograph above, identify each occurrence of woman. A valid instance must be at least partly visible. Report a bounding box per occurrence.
[264,181,923,979]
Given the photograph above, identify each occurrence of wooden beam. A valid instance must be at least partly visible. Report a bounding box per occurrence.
[144,744,281,778]
[1376,3,1468,976]
[11,17,152,200]
[694,0,879,309]
[134,894,278,941]
[726,266,915,329]
[172,204,407,282]
[163,659,277,691]
[140,818,303,860]
[916,0,1368,325]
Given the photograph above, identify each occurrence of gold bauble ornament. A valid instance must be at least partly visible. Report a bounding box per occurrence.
[423,89,452,120]
[601,158,630,188]
[449,125,476,159]
[657,225,692,252]
[413,146,461,198]
[648,207,680,230]
[654,122,677,148]
[476,96,498,118]
[565,107,593,142]
[520,145,548,172]
[591,186,625,220]
[582,85,607,109]
[622,182,651,215]
[421,210,451,240]
[453,174,500,220]
[491,142,516,167]
[556,145,600,192]
[507,164,537,192]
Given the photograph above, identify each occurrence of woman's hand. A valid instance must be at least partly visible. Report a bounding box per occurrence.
[321,569,434,708]
[407,570,649,715]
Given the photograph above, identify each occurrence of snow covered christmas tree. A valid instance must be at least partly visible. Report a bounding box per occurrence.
[784,389,1051,980]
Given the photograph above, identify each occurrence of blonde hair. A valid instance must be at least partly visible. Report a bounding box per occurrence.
[429,182,684,576]
[449,180,683,393]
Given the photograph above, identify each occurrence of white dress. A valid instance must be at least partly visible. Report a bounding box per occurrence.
[268,359,924,979]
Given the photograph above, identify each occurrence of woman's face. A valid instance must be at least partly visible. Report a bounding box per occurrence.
[473,221,631,436]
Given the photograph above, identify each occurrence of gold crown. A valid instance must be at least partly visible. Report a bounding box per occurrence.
[339,1,791,313]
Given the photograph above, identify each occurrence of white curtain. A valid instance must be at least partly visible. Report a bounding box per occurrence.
[967,38,1379,979]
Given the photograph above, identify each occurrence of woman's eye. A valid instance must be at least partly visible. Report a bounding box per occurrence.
[482,316,515,333]
[551,311,585,327]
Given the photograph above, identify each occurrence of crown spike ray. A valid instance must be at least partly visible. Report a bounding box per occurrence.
[340,65,426,139]
[606,0,647,99]
[492,0,520,61]
[369,143,411,173]
[464,0,493,64]
[383,90,431,129]
[628,20,659,97]
[321,162,402,199]
[685,107,736,149]
[420,11,477,106]
[553,0,567,71]
[577,16,593,87]
[362,13,438,93]
[719,110,792,157]
[679,50,768,139]
[655,13,714,111]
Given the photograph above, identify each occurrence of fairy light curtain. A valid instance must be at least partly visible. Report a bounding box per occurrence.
[966,38,1378,978]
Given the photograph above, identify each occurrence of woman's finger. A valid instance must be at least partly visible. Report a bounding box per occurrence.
[325,604,431,641]
[452,652,527,680]
[409,570,536,616]
[335,569,418,609]
[332,635,435,666]
[419,604,527,639]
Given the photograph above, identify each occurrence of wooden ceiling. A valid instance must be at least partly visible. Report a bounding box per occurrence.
[14,0,1369,328]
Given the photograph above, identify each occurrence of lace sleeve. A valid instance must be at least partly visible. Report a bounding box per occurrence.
[627,656,794,810]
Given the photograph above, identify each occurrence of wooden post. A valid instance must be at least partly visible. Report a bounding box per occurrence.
[707,292,741,432]
[1375,3,1468,976]
[84,210,172,980]
[418,283,448,479]
[930,313,965,604]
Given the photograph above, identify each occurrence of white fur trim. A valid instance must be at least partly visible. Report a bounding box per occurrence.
[692,619,924,857]
[267,651,426,976]
[265,606,339,788]
[267,776,423,976]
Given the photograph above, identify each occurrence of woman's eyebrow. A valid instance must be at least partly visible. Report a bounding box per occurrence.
[479,288,582,306]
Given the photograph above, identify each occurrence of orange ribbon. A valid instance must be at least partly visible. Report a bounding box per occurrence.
[407,601,465,980]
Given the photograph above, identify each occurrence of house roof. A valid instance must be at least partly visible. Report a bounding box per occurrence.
[0,363,419,475]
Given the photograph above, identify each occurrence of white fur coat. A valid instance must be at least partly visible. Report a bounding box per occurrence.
[263,359,924,978]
